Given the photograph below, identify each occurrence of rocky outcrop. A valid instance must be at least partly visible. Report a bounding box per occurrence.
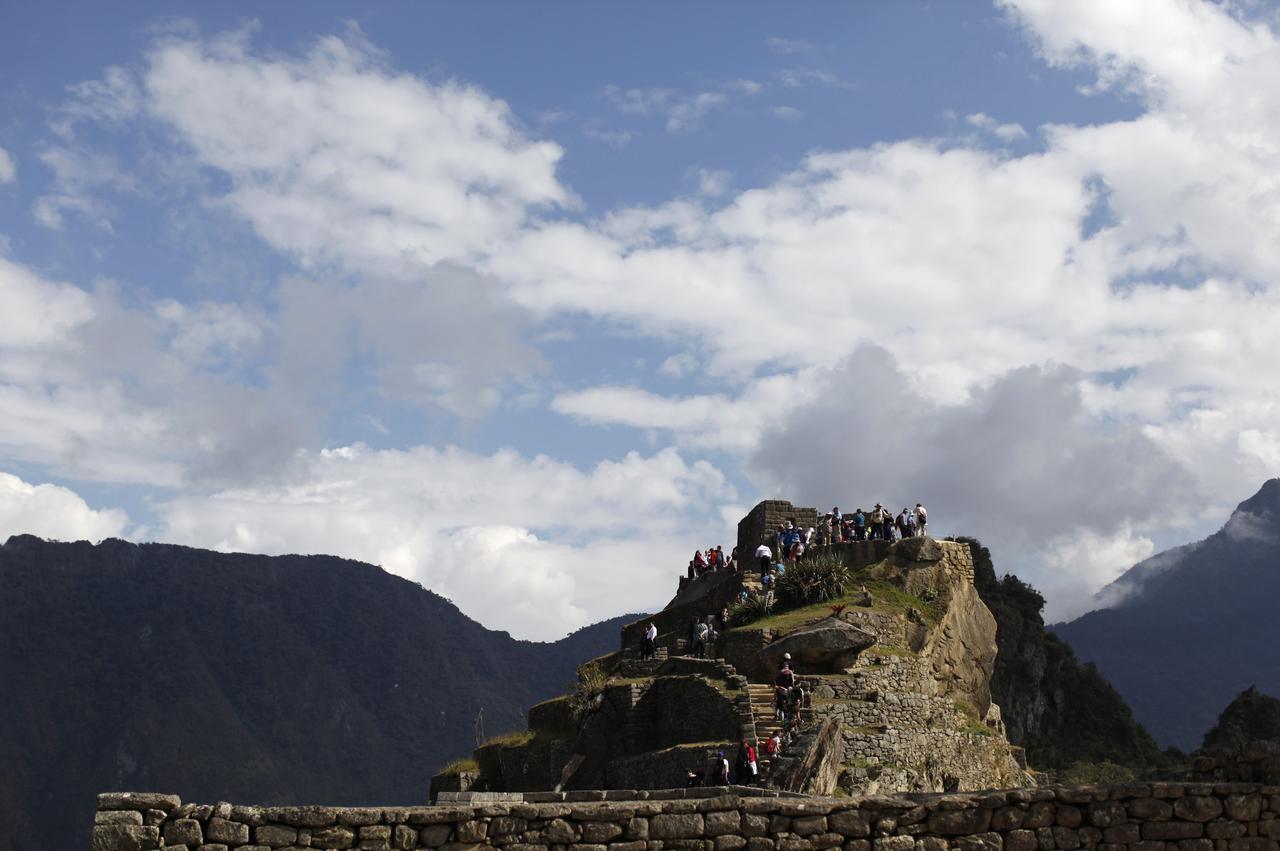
[757,618,876,674]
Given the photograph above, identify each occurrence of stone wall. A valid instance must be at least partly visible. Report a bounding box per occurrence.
[92,782,1280,851]
[738,501,821,558]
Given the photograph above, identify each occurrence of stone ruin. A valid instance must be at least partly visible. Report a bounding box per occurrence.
[432,500,1031,799]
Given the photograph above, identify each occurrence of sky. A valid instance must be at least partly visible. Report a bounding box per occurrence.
[1,0,1279,641]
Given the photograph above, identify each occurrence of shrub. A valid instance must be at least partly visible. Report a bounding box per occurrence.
[776,552,851,608]
[438,757,479,776]
[728,592,769,626]
[1053,760,1136,785]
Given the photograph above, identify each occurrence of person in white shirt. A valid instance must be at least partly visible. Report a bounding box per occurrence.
[642,622,658,659]
[915,503,928,536]
[755,543,772,576]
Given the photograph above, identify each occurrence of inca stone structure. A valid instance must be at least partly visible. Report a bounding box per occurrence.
[440,501,1029,797]
[91,780,1280,851]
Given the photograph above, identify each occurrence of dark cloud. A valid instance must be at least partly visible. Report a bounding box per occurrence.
[749,345,1200,555]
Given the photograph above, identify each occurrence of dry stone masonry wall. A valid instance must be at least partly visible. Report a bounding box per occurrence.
[93,783,1280,851]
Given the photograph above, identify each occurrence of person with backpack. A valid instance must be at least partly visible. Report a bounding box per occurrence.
[854,508,866,541]
[915,503,928,536]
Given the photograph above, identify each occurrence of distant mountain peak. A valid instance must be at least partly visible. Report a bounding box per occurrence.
[1234,477,1280,520]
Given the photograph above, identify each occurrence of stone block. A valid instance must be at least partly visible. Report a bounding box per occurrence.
[503,846,548,851]
[98,811,145,825]
[917,837,947,851]
[1179,841,1214,851]
[233,806,268,827]
[827,812,869,838]
[1176,799,1225,823]
[256,825,300,848]
[98,793,182,813]
[310,825,355,848]
[1034,827,1054,851]
[492,820,527,836]
[1130,800,1175,821]
[1025,804,1056,830]
[146,809,167,827]
[393,826,418,851]
[625,819,650,841]
[569,845,608,851]
[196,845,230,851]
[1088,803,1127,829]
[779,839,814,851]
[744,815,770,837]
[650,814,706,840]
[1226,797,1264,822]
[717,837,748,851]
[612,843,648,851]
[772,816,794,835]
[1058,808,1083,828]
[844,842,869,851]
[811,835,843,849]
[793,817,828,837]
[544,820,579,844]
[746,839,776,851]
[418,825,453,847]
[705,813,742,837]
[927,809,991,835]
[1079,826,1102,845]
[455,823,488,843]
[583,824,625,843]
[872,837,913,851]
[92,824,161,851]
[166,820,206,847]
[1005,830,1037,851]
[270,807,338,828]
[208,818,250,845]
[1209,822,1249,840]
[993,807,1025,831]
[1144,823,1206,840]
[1103,825,1141,844]
[954,833,1002,851]
[1130,842,1166,851]
[1053,827,1080,850]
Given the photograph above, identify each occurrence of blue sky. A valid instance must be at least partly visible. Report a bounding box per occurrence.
[2,0,1279,639]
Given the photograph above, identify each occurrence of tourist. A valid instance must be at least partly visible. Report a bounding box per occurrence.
[717,545,726,572]
[776,656,796,688]
[685,768,702,788]
[854,508,866,541]
[905,507,917,537]
[896,508,909,539]
[735,741,752,784]
[713,751,731,786]
[693,549,705,576]
[915,503,927,535]
[718,606,730,634]
[755,541,772,577]
[773,683,788,721]
[642,622,658,660]
[768,730,781,756]
[693,618,710,658]
[746,739,759,783]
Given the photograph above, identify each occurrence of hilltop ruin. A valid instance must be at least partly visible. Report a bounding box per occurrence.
[432,500,1031,798]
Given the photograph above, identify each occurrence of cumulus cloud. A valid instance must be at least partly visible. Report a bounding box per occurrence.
[157,444,736,640]
[0,147,14,183]
[145,29,570,272]
[747,346,1200,609]
[0,472,129,542]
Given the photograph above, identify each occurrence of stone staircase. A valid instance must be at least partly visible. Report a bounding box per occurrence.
[745,683,815,780]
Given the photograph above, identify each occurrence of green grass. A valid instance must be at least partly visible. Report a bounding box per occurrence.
[728,569,943,637]
[437,757,479,776]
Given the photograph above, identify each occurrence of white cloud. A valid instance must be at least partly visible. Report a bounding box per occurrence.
[965,111,1028,141]
[0,147,14,183]
[145,30,570,272]
[158,443,737,639]
[770,106,804,122]
[0,472,129,542]
[1038,526,1156,621]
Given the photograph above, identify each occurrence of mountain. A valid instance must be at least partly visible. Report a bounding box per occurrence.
[958,537,1162,776]
[1054,478,1280,751]
[1201,686,1280,752]
[0,534,637,851]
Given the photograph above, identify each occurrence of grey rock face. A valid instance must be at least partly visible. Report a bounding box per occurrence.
[757,618,877,674]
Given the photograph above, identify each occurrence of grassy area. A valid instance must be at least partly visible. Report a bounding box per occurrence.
[437,757,479,776]
[729,569,943,637]
[478,729,536,748]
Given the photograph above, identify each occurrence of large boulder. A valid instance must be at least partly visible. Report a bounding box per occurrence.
[758,617,876,674]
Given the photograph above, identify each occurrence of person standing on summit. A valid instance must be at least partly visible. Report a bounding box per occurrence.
[915,503,928,536]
